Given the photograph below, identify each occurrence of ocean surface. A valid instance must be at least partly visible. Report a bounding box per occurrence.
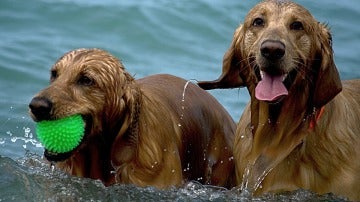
[0,0,359,201]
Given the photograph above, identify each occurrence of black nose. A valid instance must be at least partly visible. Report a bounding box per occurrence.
[260,40,285,60]
[29,97,53,121]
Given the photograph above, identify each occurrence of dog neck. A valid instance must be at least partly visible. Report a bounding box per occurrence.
[242,82,321,192]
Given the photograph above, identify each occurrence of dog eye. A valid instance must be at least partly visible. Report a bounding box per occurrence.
[290,21,304,30]
[50,70,57,81]
[252,18,265,27]
[77,75,94,86]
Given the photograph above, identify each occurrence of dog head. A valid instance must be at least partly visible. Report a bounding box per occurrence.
[198,0,341,106]
[29,48,136,161]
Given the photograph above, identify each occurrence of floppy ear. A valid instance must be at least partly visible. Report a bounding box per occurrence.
[198,25,246,90]
[313,23,342,107]
[110,84,140,165]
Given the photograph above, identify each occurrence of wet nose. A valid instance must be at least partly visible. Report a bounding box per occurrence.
[260,40,285,60]
[29,97,53,121]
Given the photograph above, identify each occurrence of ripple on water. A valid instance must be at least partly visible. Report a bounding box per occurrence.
[0,153,350,201]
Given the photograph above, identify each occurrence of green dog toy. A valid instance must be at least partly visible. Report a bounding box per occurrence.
[36,114,85,153]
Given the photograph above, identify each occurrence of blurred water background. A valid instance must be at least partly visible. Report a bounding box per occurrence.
[0,0,359,201]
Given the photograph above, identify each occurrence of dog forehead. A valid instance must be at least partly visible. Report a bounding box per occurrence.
[248,0,311,18]
[243,0,315,29]
[53,49,124,74]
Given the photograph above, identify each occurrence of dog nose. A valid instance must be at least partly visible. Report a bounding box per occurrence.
[260,40,285,60]
[29,97,53,121]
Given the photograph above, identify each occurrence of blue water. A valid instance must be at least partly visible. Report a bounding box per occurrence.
[0,0,359,201]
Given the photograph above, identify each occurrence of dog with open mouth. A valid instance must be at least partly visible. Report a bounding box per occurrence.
[198,0,360,200]
[29,48,236,189]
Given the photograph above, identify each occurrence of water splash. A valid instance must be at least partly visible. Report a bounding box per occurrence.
[254,167,274,192]
[240,162,274,194]
[0,154,348,201]
[0,105,43,158]
[7,127,43,149]
[240,163,252,191]
[178,79,198,127]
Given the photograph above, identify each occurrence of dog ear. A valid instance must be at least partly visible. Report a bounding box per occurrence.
[198,25,246,90]
[111,83,140,164]
[313,23,342,107]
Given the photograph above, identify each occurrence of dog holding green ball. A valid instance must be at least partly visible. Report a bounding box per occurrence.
[29,48,236,189]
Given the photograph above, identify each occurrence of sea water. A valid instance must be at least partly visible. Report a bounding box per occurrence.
[0,0,359,200]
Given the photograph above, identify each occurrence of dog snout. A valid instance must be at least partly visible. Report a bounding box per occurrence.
[260,40,285,61]
[29,97,53,121]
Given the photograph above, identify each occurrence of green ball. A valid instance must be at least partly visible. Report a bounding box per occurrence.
[36,114,85,153]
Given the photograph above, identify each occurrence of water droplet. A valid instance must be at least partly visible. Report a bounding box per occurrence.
[11,137,16,143]
[50,163,55,172]
[177,123,182,127]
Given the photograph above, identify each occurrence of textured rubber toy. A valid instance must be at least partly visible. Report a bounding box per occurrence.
[36,114,85,153]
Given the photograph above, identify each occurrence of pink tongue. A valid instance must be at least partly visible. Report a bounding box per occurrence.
[255,72,288,101]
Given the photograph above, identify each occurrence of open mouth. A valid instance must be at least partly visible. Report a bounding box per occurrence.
[43,115,92,162]
[255,69,297,103]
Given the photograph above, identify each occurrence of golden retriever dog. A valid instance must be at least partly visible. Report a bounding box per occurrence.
[29,48,236,189]
[198,0,360,200]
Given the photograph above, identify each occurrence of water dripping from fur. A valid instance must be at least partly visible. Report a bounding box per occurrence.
[178,79,197,127]
[240,162,274,195]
